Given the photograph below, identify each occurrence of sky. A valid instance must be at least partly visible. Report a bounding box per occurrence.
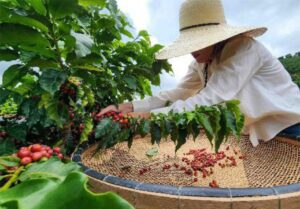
[1,0,300,93]
[117,0,300,93]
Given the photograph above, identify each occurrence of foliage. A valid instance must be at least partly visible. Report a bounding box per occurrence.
[0,157,133,209]
[0,0,171,154]
[279,52,300,86]
[95,100,244,153]
[0,98,18,116]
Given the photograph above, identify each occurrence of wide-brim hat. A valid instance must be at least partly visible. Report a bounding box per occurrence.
[155,0,267,60]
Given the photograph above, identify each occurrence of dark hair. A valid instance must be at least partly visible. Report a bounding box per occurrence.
[211,34,246,64]
[211,39,229,64]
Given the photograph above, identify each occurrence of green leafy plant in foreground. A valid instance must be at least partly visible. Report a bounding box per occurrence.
[0,157,133,209]
[95,100,245,153]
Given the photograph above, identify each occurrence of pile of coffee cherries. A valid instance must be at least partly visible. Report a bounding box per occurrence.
[138,145,245,188]
[16,144,63,165]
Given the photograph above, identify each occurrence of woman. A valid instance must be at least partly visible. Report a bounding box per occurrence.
[98,0,300,146]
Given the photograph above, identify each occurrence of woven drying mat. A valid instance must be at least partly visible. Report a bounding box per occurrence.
[82,132,300,188]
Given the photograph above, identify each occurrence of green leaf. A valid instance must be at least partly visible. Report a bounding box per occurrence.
[39,93,67,128]
[189,121,200,141]
[120,28,133,38]
[170,124,178,143]
[39,69,68,95]
[150,122,161,145]
[151,75,160,86]
[0,139,15,156]
[225,100,244,139]
[215,108,227,153]
[150,44,163,54]
[13,74,37,95]
[175,128,187,152]
[19,157,80,182]
[75,65,104,72]
[124,76,137,90]
[223,109,237,137]
[146,147,158,157]
[160,118,171,140]
[186,112,195,123]
[195,112,214,142]
[78,0,106,8]
[138,30,150,43]
[48,0,79,19]
[20,44,55,59]
[0,164,5,172]
[20,99,42,127]
[95,118,120,150]
[6,123,27,142]
[1,172,134,209]
[0,89,12,104]
[95,118,112,138]
[107,0,118,14]
[138,119,150,137]
[25,0,47,16]
[79,116,93,144]
[27,57,58,68]
[0,156,20,167]
[0,49,18,61]
[71,31,94,58]
[151,60,163,74]
[2,64,27,87]
[0,24,49,47]
[0,159,133,209]
[0,6,48,32]
[117,129,130,142]
[0,0,20,6]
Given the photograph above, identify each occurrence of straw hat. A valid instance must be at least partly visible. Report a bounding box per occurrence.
[155,0,267,60]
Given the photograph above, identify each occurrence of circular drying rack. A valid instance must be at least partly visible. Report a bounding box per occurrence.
[72,135,300,209]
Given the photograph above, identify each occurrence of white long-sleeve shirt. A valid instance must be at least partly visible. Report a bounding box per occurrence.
[132,36,300,147]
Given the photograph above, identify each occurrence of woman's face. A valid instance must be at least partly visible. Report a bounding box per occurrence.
[191,46,214,63]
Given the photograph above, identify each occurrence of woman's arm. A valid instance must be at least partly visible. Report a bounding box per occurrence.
[132,60,204,112]
[97,61,203,116]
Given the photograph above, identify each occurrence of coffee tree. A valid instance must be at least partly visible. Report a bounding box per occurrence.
[0,0,172,154]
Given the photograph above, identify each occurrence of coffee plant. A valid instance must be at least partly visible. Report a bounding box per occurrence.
[95,100,245,153]
[0,0,172,155]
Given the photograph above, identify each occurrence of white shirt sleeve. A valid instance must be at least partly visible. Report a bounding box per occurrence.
[152,37,263,114]
[132,61,203,112]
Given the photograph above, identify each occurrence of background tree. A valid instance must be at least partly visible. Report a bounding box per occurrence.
[279,52,300,86]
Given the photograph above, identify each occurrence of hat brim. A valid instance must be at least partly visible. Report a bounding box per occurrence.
[155,25,267,60]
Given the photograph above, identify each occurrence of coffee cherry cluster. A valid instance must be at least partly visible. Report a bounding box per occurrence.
[67,108,86,135]
[69,108,75,120]
[60,84,76,95]
[0,131,8,138]
[16,144,63,165]
[95,112,132,127]
[59,83,77,103]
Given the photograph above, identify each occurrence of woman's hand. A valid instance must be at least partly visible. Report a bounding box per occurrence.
[127,112,151,119]
[97,102,133,117]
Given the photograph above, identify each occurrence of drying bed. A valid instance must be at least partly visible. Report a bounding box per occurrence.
[72,134,300,209]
